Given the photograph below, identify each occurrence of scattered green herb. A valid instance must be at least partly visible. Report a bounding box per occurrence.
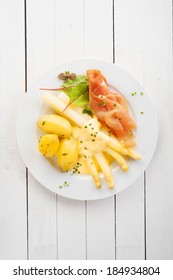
[59,181,69,189]
[98,101,106,106]
[140,92,144,96]
[62,153,68,156]
[42,121,45,125]
[140,111,144,114]
[131,92,137,96]
[82,106,93,116]
[72,162,82,174]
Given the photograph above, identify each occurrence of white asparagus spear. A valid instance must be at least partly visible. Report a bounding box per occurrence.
[94,152,114,189]
[43,93,86,127]
[98,131,129,156]
[127,148,142,160]
[105,146,128,171]
[85,157,101,188]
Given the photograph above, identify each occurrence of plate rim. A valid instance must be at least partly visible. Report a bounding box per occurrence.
[16,58,158,200]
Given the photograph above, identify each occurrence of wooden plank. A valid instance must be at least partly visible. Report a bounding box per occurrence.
[114,0,145,259]
[84,0,115,260]
[0,0,27,259]
[142,0,173,259]
[57,197,86,259]
[55,0,86,260]
[116,178,144,259]
[26,0,57,259]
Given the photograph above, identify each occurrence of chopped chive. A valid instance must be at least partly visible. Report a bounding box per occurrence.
[140,111,144,114]
[62,153,68,156]
[42,121,45,125]
[131,92,137,96]
[140,92,144,96]
[98,101,106,106]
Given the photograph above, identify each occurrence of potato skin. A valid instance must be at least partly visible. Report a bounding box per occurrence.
[38,134,59,157]
[57,136,79,171]
[37,115,72,138]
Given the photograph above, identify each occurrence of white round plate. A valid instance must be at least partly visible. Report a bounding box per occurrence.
[16,59,158,200]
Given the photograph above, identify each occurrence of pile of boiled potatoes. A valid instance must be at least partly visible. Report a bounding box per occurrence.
[37,114,79,171]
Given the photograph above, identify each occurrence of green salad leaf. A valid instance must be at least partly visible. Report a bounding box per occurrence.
[63,75,88,87]
[73,92,89,106]
[62,75,89,107]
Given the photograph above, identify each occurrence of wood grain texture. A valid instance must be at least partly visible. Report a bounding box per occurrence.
[142,0,173,259]
[55,0,86,260]
[0,0,27,259]
[26,0,57,259]
[114,0,145,259]
[84,0,115,260]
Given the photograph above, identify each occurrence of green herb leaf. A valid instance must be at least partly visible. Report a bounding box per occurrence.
[82,106,93,116]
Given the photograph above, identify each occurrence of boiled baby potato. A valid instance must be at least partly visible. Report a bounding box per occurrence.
[38,134,59,157]
[57,136,79,171]
[37,115,72,138]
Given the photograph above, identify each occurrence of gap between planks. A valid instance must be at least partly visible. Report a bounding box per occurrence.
[112,0,117,260]
[24,0,29,260]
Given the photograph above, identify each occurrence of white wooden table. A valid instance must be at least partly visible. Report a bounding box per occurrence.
[0,0,173,260]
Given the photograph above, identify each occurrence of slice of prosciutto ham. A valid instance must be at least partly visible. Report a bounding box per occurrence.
[86,69,137,147]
